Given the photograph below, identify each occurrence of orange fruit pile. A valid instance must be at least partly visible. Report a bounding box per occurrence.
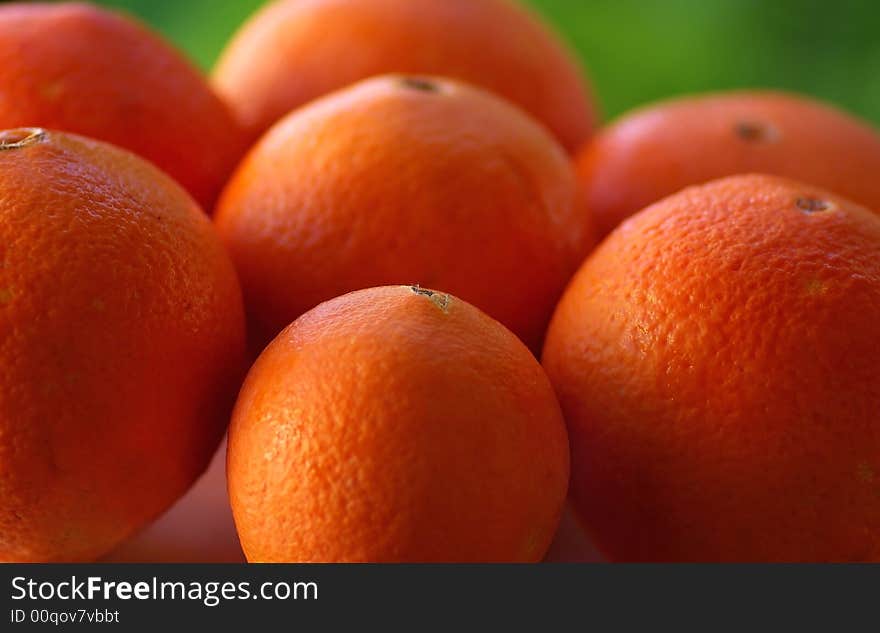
[1,0,880,564]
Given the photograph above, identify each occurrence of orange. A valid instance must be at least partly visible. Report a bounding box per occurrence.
[577,91,880,238]
[212,0,596,153]
[542,174,880,562]
[215,75,593,353]
[0,128,246,562]
[0,2,247,210]
[227,285,570,562]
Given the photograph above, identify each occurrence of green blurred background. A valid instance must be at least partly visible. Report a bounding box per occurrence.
[93,0,880,125]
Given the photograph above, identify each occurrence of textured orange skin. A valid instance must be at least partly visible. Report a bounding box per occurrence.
[0,2,247,210]
[0,129,247,562]
[215,75,593,353]
[577,92,880,238]
[227,286,570,562]
[542,174,880,562]
[212,0,595,153]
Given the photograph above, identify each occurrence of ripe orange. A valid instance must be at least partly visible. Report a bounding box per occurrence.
[577,91,880,238]
[0,2,247,210]
[215,75,593,353]
[542,174,880,562]
[0,128,246,562]
[212,0,596,152]
[227,285,570,562]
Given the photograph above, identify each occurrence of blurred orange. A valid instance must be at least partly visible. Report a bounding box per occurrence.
[213,0,596,152]
[0,2,247,209]
[577,91,880,238]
